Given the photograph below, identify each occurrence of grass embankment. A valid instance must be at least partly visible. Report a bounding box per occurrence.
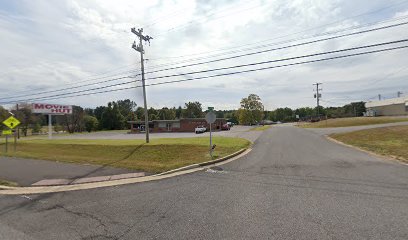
[330,125,408,163]
[250,125,271,131]
[0,179,18,187]
[300,116,408,128]
[1,137,250,173]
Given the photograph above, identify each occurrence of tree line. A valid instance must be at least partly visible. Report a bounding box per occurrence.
[0,95,366,135]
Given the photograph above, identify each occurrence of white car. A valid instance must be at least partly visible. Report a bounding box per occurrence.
[195,126,206,134]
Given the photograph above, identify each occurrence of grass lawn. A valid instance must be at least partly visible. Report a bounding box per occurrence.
[249,125,271,131]
[299,116,408,128]
[0,179,18,187]
[0,137,250,173]
[330,125,408,163]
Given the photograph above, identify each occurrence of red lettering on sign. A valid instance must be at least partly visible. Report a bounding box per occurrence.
[34,104,44,109]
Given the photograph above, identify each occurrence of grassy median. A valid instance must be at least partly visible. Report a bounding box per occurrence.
[330,125,408,163]
[1,137,250,173]
[300,116,408,128]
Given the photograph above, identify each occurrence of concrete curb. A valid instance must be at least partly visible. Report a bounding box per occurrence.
[0,148,250,195]
[157,148,247,176]
[326,135,408,166]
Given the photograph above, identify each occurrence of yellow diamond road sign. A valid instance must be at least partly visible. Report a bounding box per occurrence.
[2,116,21,129]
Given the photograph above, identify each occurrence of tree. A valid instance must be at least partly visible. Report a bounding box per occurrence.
[175,106,183,119]
[32,123,42,134]
[158,107,176,120]
[238,94,264,125]
[116,99,137,121]
[183,102,203,118]
[84,115,99,132]
[100,102,125,130]
[60,105,85,133]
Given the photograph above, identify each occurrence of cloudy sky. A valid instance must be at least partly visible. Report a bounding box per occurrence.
[0,0,408,110]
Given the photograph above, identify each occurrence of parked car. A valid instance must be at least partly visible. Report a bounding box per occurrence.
[195,126,206,134]
[221,123,230,131]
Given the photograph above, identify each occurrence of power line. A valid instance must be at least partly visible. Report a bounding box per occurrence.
[144,21,408,76]
[3,44,407,104]
[4,39,407,103]
[6,17,407,101]
[0,75,136,101]
[142,39,408,81]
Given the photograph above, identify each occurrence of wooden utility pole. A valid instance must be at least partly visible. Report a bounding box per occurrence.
[313,83,323,118]
[131,27,153,143]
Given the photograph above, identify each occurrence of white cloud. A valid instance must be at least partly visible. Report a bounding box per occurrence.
[0,0,407,110]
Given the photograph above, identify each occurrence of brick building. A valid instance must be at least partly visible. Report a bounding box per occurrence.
[128,118,227,133]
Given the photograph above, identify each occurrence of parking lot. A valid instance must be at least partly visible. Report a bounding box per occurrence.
[44,125,262,142]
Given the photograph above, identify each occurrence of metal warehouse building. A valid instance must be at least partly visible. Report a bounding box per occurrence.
[365,96,408,116]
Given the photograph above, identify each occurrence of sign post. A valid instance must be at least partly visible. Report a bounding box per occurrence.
[2,116,21,153]
[31,103,73,139]
[205,108,216,159]
[48,114,52,139]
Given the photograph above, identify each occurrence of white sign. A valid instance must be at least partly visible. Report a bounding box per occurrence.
[205,112,216,124]
[32,103,73,114]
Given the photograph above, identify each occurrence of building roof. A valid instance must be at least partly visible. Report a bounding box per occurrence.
[366,96,408,108]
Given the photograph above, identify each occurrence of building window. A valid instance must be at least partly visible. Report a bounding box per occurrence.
[172,122,180,128]
[158,122,166,128]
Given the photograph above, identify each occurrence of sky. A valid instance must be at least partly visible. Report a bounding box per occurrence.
[0,0,408,111]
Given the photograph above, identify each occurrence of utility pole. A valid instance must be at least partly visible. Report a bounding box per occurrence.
[397,91,403,98]
[378,94,382,101]
[313,83,322,119]
[131,27,153,143]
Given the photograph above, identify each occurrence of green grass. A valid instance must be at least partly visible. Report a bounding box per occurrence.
[0,179,18,187]
[299,116,408,128]
[330,125,408,163]
[249,125,271,131]
[1,137,251,173]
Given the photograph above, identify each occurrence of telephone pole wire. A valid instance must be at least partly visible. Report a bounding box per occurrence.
[313,83,323,119]
[132,27,153,143]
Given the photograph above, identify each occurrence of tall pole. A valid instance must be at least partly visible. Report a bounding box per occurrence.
[132,27,152,143]
[313,83,322,118]
[48,114,52,139]
[378,94,381,101]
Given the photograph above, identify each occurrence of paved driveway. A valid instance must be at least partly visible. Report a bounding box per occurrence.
[0,126,407,239]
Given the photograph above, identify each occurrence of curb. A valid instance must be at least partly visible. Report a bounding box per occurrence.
[157,148,247,176]
[0,148,250,194]
[326,135,408,166]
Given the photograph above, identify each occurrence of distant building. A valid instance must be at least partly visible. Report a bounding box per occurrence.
[128,118,227,133]
[365,96,408,116]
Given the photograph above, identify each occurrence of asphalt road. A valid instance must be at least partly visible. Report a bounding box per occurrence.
[0,125,407,239]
